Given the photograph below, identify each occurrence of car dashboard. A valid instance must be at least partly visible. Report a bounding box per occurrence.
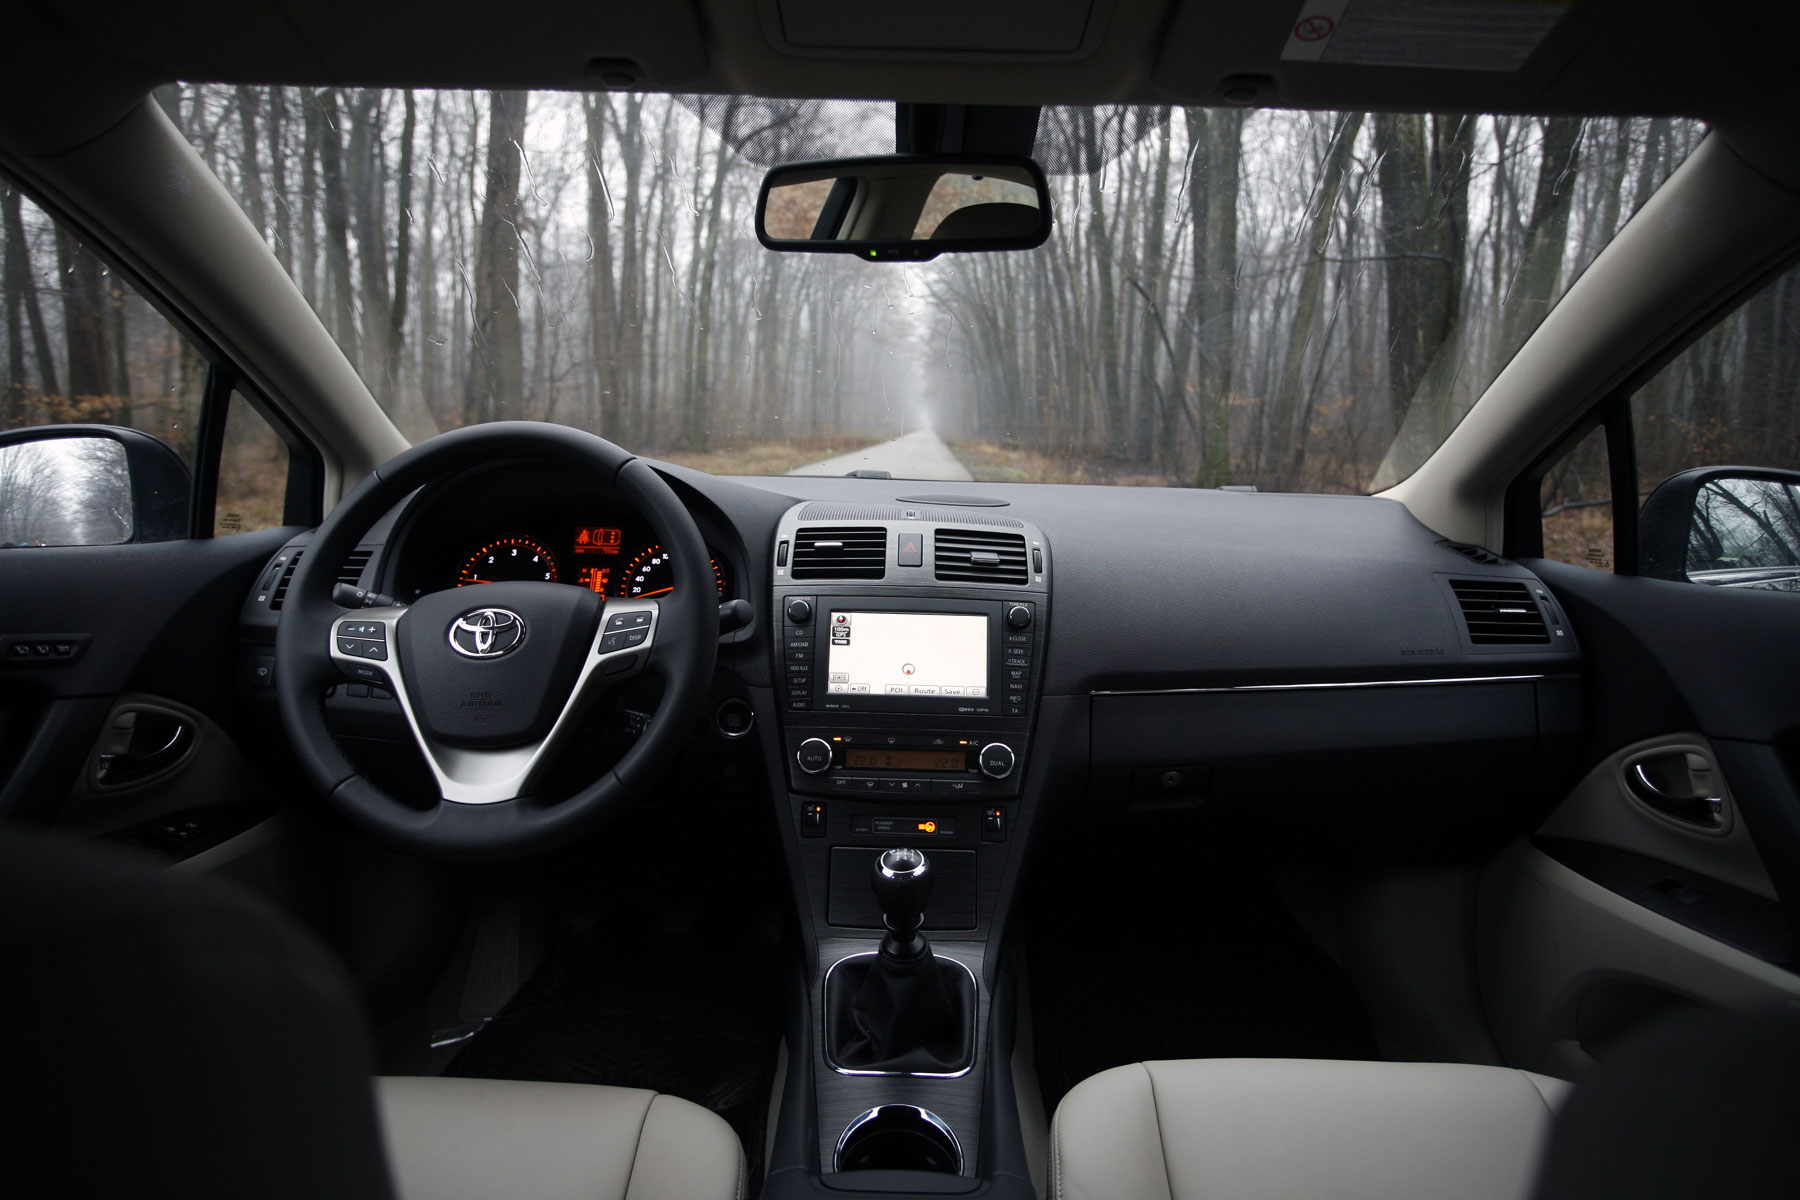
[238,458,1584,858]
[227,455,1588,1187]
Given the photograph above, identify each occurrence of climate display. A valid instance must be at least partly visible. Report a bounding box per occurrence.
[844,748,967,772]
[825,610,988,698]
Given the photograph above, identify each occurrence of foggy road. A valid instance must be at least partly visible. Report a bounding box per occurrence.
[788,430,972,481]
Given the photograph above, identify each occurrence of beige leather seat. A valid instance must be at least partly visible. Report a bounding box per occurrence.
[1051,1058,1570,1200]
[378,1077,745,1200]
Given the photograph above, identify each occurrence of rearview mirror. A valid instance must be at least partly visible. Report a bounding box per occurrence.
[756,155,1052,262]
[1640,466,1800,591]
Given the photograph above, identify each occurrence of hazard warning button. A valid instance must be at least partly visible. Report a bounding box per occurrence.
[897,532,923,568]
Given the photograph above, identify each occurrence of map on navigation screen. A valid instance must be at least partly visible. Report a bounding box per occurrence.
[825,611,988,698]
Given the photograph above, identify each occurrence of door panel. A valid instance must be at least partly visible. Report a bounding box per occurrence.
[1539,733,1774,900]
[0,528,294,829]
[1478,558,1800,1076]
[58,693,283,852]
[1480,839,1800,1078]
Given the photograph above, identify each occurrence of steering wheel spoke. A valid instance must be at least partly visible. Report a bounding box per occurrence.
[325,598,663,806]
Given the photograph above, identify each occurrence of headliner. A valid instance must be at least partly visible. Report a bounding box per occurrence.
[3,1,1796,180]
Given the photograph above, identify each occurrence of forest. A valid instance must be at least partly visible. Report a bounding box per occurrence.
[5,85,1788,516]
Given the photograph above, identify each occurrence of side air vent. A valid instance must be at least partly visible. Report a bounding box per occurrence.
[935,529,1029,585]
[268,551,304,611]
[791,527,886,580]
[338,548,373,587]
[1451,579,1550,645]
[1446,541,1505,566]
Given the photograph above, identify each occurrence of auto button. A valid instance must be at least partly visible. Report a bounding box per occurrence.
[795,738,834,775]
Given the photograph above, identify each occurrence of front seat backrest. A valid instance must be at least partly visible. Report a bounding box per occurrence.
[0,831,395,1199]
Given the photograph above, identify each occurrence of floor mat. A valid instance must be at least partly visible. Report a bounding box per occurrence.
[447,835,787,1193]
[1027,837,1379,1112]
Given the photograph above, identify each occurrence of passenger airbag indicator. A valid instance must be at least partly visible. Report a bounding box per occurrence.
[850,816,957,837]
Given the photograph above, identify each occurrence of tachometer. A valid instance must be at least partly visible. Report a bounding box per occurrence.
[617,545,725,598]
[458,536,559,585]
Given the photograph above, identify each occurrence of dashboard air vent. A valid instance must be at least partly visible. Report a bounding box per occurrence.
[1451,579,1550,645]
[268,551,304,611]
[935,529,1028,585]
[791,527,886,580]
[338,548,373,587]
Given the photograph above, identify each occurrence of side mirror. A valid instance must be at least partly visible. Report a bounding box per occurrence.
[0,424,191,547]
[755,154,1052,262]
[1640,466,1800,590]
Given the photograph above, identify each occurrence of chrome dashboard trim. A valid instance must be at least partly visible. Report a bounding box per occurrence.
[1090,674,1548,696]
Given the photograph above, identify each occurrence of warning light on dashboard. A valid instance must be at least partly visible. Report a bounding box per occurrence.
[573,526,622,555]
[918,821,937,833]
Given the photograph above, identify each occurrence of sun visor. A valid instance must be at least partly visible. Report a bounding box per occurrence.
[36,1,712,90]
[1147,0,1721,117]
[763,0,1113,60]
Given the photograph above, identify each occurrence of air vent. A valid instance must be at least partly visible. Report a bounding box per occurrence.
[268,551,304,611]
[1451,579,1550,645]
[338,548,373,587]
[791,527,886,580]
[1446,541,1504,566]
[935,529,1029,585]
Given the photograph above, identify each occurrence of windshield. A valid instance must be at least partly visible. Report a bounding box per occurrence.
[157,89,1699,491]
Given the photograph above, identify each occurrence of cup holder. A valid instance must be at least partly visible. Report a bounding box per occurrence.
[834,1105,962,1174]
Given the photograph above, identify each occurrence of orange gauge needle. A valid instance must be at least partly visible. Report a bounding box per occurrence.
[633,586,675,598]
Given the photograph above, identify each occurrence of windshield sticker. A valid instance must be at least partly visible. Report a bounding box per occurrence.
[1281,0,1568,72]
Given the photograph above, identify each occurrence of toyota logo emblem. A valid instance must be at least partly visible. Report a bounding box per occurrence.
[448,608,526,659]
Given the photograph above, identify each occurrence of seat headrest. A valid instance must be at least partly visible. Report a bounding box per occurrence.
[930,201,1042,241]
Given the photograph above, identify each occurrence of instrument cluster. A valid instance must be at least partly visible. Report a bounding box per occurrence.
[453,525,729,599]
[387,463,734,603]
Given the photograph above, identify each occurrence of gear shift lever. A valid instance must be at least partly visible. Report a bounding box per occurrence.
[824,846,975,1074]
[872,847,933,956]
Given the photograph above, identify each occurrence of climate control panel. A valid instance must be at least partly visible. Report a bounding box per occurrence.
[783,726,1026,798]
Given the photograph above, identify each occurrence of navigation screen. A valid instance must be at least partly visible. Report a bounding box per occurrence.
[825,611,988,698]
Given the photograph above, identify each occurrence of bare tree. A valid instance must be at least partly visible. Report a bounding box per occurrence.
[465,90,528,424]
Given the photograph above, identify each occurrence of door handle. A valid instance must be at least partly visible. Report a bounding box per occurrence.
[1626,752,1724,828]
[96,719,195,787]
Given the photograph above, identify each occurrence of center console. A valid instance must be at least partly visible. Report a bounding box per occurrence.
[762,502,1049,1197]
[781,595,1037,803]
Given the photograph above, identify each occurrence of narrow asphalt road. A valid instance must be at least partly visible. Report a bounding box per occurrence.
[788,429,972,481]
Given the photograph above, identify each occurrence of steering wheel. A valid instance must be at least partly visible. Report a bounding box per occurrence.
[274,423,717,861]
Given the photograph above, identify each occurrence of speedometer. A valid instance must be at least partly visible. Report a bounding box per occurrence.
[458,536,559,585]
[616,545,725,598]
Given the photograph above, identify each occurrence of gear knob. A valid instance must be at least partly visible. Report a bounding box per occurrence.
[871,847,933,941]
